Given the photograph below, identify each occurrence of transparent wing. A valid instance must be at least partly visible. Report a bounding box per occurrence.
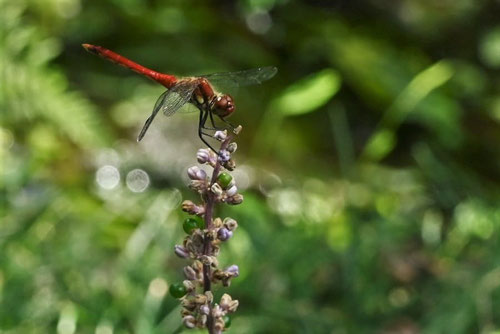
[177,103,199,114]
[203,66,278,88]
[137,90,168,141]
[137,81,197,141]
[161,81,198,117]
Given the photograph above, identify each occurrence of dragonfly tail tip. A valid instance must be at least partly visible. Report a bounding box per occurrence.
[82,43,98,54]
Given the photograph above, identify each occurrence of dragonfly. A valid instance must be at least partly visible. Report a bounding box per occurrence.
[82,44,277,153]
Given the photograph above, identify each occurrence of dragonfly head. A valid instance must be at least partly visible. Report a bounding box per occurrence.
[213,94,235,118]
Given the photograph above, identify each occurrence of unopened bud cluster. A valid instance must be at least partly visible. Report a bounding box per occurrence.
[172,128,243,333]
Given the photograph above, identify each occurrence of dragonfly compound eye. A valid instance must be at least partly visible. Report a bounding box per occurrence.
[214,94,235,117]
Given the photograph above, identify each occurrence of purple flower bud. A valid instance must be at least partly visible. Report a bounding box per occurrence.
[187,166,201,180]
[227,194,244,205]
[212,304,224,318]
[233,125,242,135]
[225,265,239,277]
[224,218,238,231]
[211,183,223,196]
[200,304,210,315]
[196,169,207,180]
[181,200,205,216]
[174,245,189,258]
[218,228,233,241]
[227,142,238,153]
[187,166,207,181]
[183,280,195,292]
[200,255,218,266]
[220,293,239,312]
[182,200,195,212]
[223,159,236,171]
[183,266,198,280]
[208,155,218,166]
[197,149,210,164]
[199,314,207,326]
[226,185,238,197]
[183,315,196,329]
[189,180,206,193]
[214,130,227,141]
[218,150,231,163]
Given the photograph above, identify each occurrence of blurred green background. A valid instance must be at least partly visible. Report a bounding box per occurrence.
[2,0,500,333]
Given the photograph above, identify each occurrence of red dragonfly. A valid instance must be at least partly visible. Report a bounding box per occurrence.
[82,44,277,152]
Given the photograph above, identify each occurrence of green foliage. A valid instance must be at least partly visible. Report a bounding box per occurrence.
[2,0,500,333]
[272,69,341,116]
[362,61,454,161]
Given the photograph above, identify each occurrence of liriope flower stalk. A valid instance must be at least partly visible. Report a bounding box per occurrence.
[171,126,243,333]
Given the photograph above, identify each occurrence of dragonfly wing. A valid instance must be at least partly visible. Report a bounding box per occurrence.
[177,103,199,114]
[203,66,278,88]
[136,81,197,141]
[137,90,169,141]
[161,81,198,117]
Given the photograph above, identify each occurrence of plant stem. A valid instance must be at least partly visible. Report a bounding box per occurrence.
[203,192,215,333]
[202,137,233,334]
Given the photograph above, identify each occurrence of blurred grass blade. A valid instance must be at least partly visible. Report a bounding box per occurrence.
[329,103,355,177]
[155,304,183,333]
[123,190,181,262]
[361,60,454,161]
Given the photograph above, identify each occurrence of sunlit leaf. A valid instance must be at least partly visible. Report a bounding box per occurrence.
[271,68,341,116]
[362,129,396,161]
[479,26,500,68]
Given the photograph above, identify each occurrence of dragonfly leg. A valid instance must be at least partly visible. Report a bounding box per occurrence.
[201,131,215,137]
[199,111,224,131]
[209,111,225,130]
[201,126,221,131]
[202,112,235,131]
[198,109,219,153]
[218,116,236,130]
[199,133,219,153]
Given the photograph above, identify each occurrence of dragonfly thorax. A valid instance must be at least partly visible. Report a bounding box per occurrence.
[212,94,235,118]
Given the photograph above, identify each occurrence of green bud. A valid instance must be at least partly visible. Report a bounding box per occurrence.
[194,216,205,229]
[169,282,187,298]
[183,218,199,234]
[223,315,231,328]
[217,172,233,189]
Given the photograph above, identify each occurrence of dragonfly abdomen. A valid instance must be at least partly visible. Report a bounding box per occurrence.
[82,44,177,88]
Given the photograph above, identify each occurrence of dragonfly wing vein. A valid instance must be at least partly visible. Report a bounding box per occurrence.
[137,90,169,141]
[162,81,198,117]
[203,66,277,88]
[136,81,197,141]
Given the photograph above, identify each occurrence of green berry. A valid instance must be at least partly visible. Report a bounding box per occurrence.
[223,315,231,328]
[169,282,187,298]
[195,216,205,229]
[217,172,233,189]
[183,218,199,234]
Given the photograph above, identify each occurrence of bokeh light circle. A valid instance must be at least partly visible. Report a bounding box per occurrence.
[96,165,120,190]
[126,169,150,193]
